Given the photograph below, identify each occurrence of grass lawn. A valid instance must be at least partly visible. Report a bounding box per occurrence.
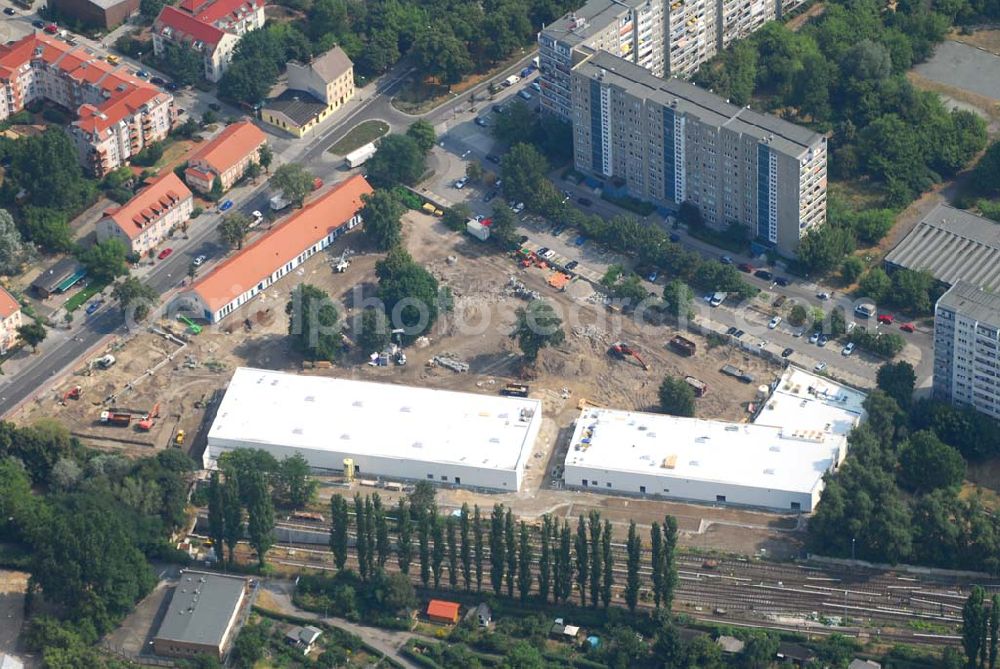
[64,280,108,313]
[328,120,389,155]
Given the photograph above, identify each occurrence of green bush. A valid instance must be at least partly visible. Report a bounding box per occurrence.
[131,142,165,167]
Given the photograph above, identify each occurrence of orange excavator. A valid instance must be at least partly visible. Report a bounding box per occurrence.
[608,342,649,371]
[137,402,160,431]
[62,386,82,402]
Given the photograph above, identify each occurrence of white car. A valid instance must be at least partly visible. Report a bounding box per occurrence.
[542,249,556,260]
[252,210,263,220]
[512,202,525,214]
[192,255,207,266]
[768,316,781,329]
[814,361,828,372]
[454,177,468,189]
[842,342,856,356]
[709,292,726,307]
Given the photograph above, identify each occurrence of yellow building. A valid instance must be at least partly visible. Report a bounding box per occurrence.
[261,46,354,138]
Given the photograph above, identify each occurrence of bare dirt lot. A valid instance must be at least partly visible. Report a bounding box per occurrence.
[15,210,794,555]
[0,569,30,661]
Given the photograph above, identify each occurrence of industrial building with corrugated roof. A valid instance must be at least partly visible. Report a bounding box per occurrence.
[176,174,372,323]
[152,570,249,660]
[563,366,866,511]
[205,367,543,491]
[884,203,1000,290]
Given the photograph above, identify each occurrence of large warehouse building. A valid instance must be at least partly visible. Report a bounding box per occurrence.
[205,368,543,491]
[563,367,866,511]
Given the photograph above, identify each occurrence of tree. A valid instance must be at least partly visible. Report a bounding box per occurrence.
[473,505,484,591]
[396,498,412,575]
[210,177,224,201]
[460,504,472,590]
[6,129,96,214]
[373,570,416,613]
[658,376,696,417]
[354,494,368,580]
[493,100,538,146]
[431,513,445,588]
[442,203,472,231]
[650,522,664,609]
[245,471,274,568]
[877,361,916,409]
[517,521,533,601]
[139,0,165,18]
[504,508,516,598]
[286,283,341,362]
[892,268,934,313]
[207,472,226,564]
[219,212,252,250]
[277,453,316,508]
[990,594,999,669]
[270,163,314,208]
[558,520,572,604]
[17,323,46,352]
[376,247,442,338]
[489,205,519,251]
[80,238,128,283]
[899,431,965,493]
[366,134,426,187]
[600,520,613,608]
[662,516,679,609]
[625,520,641,613]
[841,256,865,284]
[465,161,484,184]
[588,510,601,608]
[490,504,505,596]
[157,41,202,86]
[409,480,437,521]
[972,141,1000,196]
[446,515,458,588]
[0,209,31,275]
[797,224,856,273]
[411,27,473,85]
[406,120,436,154]
[258,144,274,173]
[222,475,242,567]
[360,190,405,251]
[739,631,779,669]
[859,267,892,303]
[373,493,389,568]
[512,300,565,365]
[111,276,158,322]
[574,515,588,605]
[357,308,391,354]
[501,143,550,209]
[364,495,376,579]
[538,515,551,603]
[966,587,988,669]
[330,495,349,572]
[662,279,694,320]
[419,513,431,587]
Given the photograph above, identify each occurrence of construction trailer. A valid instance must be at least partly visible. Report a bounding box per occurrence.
[684,376,708,397]
[668,335,696,357]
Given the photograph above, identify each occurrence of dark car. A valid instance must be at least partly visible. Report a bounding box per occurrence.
[578,197,592,206]
[209,102,222,112]
[32,19,45,26]
[754,269,773,281]
[733,329,745,339]
[726,326,738,335]
[774,276,789,287]
[492,104,505,114]
[565,260,579,271]
[669,233,681,243]
[486,154,501,164]
[165,82,180,91]
[781,347,794,358]
[552,224,567,236]
[738,263,754,273]
[475,117,488,127]
[150,76,167,86]
[518,235,529,245]
[5,8,17,15]
[537,246,550,256]
[484,190,497,202]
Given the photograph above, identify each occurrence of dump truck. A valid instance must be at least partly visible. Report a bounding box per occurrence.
[684,376,708,397]
[344,142,377,168]
[668,335,696,357]
[100,410,132,427]
[500,383,530,398]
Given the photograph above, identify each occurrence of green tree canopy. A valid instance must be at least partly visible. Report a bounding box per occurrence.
[406,120,436,154]
[79,238,128,283]
[512,299,565,364]
[111,276,158,321]
[17,322,46,352]
[876,360,916,409]
[658,376,696,417]
[286,283,342,362]
[219,212,252,250]
[375,246,441,338]
[366,134,427,187]
[270,163,315,207]
[360,190,405,251]
[898,431,965,493]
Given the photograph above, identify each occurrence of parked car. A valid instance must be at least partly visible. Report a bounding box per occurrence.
[537,246,550,256]
[85,300,103,315]
[33,19,45,26]
[565,260,579,271]
[774,276,789,287]
[518,90,532,100]
[720,255,734,265]
[814,361,828,372]
[492,104,505,114]
[878,314,894,325]
[511,202,525,214]
[484,190,497,202]
[552,224,567,236]
[44,23,58,34]
[136,70,149,78]
[150,76,166,86]
[754,269,773,281]
[669,233,681,243]
[768,316,781,329]
[193,255,207,266]
[842,342,856,356]
[808,332,821,344]
[578,197,592,206]
[518,235,529,245]
[781,347,794,358]
[738,263,754,273]
[454,177,468,189]
[542,249,556,260]
[817,335,829,347]
[475,117,488,127]
[531,82,541,92]
[733,329,745,339]
[486,154,501,164]
[574,235,587,246]
[219,199,234,212]
[158,248,173,260]
[5,7,17,15]
[726,326,738,335]
[647,270,658,282]
[900,322,916,333]
[817,292,830,300]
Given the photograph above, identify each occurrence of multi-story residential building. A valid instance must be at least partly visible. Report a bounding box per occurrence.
[571,51,826,256]
[261,46,355,138]
[538,0,666,118]
[0,34,174,176]
[934,281,1000,420]
[539,0,806,118]
[153,0,264,82]
[184,120,266,193]
[0,287,23,355]
[96,173,194,256]
[48,0,139,29]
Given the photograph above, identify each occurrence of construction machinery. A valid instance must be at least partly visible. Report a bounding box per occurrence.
[500,383,530,398]
[684,376,708,398]
[178,315,202,334]
[174,429,185,446]
[62,386,82,402]
[95,354,116,369]
[332,249,353,273]
[668,335,696,357]
[100,410,132,427]
[608,342,649,371]
[136,402,160,431]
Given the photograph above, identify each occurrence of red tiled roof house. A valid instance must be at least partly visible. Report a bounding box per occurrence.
[426,600,460,625]
[184,120,266,194]
[176,175,372,323]
[0,287,22,355]
[153,0,265,82]
[96,173,194,256]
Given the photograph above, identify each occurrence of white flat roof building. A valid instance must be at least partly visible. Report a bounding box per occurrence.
[206,368,543,491]
[563,367,866,511]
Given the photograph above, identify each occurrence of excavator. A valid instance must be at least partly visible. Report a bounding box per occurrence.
[608,341,649,371]
[137,402,160,431]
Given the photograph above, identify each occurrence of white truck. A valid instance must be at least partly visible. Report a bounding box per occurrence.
[269,193,290,211]
[344,142,377,169]
[466,219,490,241]
[504,75,520,87]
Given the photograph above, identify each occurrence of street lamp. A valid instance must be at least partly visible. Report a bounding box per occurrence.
[851,536,856,561]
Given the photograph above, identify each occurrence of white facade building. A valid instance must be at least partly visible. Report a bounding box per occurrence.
[205,368,544,491]
[563,366,866,511]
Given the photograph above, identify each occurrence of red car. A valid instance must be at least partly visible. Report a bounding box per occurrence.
[900,323,915,333]
[44,23,58,34]
[878,314,894,325]
[737,263,754,273]
[158,247,173,260]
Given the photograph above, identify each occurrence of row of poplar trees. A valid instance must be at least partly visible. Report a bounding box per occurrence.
[328,491,680,613]
[963,586,1000,669]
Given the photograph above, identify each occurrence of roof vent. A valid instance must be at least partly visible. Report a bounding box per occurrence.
[305,395,315,402]
[763,468,775,475]
[412,442,423,449]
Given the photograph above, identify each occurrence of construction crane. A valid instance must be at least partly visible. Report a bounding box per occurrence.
[137,402,160,431]
[608,341,649,371]
[332,248,353,273]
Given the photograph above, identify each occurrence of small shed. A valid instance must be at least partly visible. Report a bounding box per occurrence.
[717,636,745,654]
[550,618,581,641]
[777,642,817,666]
[475,603,492,628]
[284,625,322,655]
[427,600,460,624]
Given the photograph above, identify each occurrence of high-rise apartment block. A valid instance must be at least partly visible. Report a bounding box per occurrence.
[571,52,826,255]
[539,0,806,119]
[0,34,175,177]
[933,281,1000,420]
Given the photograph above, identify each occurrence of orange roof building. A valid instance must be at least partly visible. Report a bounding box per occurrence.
[0,286,23,355]
[184,120,267,194]
[0,33,175,177]
[96,173,194,255]
[426,600,460,625]
[177,174,373,323]
[153,0,265,82]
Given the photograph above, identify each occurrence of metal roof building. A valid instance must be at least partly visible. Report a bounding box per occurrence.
[563,367,866,511]
[884,203,1000,289]
[206,368,543,491]
[152,570,249,660]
